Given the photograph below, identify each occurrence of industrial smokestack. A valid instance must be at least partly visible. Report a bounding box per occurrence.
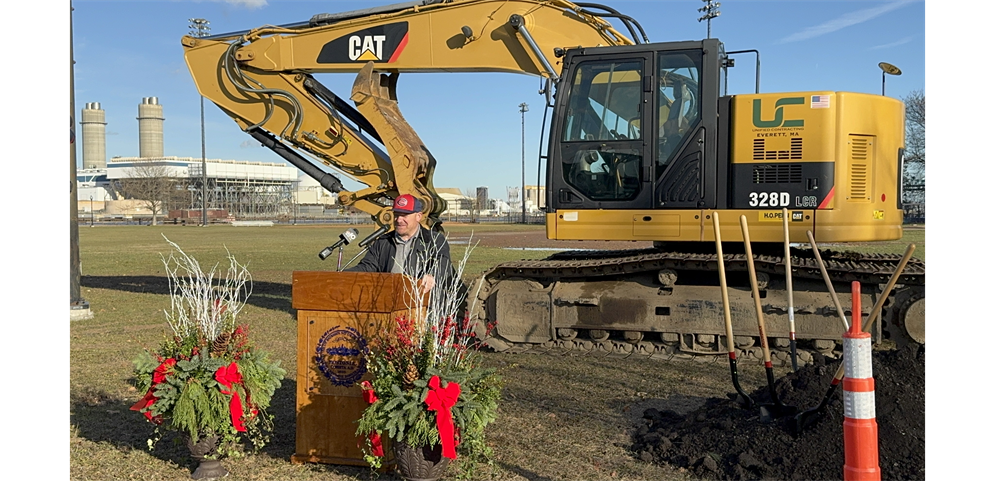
[80,102,107,169]
[137,96,164,158]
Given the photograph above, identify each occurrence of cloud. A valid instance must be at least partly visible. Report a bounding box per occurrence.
[779,1,914,43]
[219,0,268,9]
[240,140,261,148]
[107,131,119,136]
[869,36,914,50]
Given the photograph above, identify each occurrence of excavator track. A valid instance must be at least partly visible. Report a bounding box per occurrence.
[469,247,925,366]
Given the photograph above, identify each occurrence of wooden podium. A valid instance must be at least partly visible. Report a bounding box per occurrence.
[290,271,410,465]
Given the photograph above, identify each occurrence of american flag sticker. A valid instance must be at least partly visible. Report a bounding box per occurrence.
[811,95,830,109]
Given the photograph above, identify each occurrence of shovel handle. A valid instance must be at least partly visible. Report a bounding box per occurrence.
[783,209,795,317]
[783,208,798,372]
[864,243,917,333]
[713,212,736,355]
[740,215,773,364]
[807,231,851,331]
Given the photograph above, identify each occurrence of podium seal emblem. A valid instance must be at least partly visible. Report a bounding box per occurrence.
[314,326,368,387]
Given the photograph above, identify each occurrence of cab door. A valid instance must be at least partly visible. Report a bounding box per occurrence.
[549,53,654,211]
[652,46,719,210]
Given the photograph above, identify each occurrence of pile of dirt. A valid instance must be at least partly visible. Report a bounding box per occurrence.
[631,344,925,480]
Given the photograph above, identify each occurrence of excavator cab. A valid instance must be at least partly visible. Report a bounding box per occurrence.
[546,36,905,245]
[548,39,722,213]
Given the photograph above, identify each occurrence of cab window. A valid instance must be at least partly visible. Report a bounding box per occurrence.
[657,51,702,170]
[562,60,642,142]
[560,60,643,201]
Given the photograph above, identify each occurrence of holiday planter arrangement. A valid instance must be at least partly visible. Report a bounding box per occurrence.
[356,235,502,481]
[131,236,286,479]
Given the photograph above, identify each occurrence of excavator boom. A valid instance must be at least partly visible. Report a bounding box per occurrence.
[181,0,634,231]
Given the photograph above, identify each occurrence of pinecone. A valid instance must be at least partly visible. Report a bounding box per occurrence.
[402,362,421,389]
[211,331,231,356]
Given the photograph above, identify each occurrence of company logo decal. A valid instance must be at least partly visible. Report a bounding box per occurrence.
[757,210,805,222]
[317,22,409,64]
[314,326,368,387]
[752,97,805,128]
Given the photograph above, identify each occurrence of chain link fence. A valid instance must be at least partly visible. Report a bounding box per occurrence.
[902,203,925,224]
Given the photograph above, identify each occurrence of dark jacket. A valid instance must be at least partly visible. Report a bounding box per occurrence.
[347,226,469,316]
[346,226,453,282]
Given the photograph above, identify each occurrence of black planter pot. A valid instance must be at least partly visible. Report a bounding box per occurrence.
[186,434,228,480]
[392,441,451,481]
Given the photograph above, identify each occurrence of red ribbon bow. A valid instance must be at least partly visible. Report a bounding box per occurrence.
[368,431,384,457]
[360,380,378,404]
[215,362,246,432]
[359,380,384,457]
[130,358,176,424]
[425,375,461,460]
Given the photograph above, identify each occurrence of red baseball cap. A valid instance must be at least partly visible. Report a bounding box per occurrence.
[392,194,424,214]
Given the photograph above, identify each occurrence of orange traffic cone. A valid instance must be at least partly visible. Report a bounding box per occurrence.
[842,281,880,481]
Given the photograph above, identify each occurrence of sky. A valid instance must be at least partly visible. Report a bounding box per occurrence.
[67,0,925,199]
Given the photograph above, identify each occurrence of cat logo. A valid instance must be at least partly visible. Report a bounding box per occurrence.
[349,35,387,61]
[317,22,409,64]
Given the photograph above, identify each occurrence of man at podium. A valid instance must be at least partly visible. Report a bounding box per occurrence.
[346,194,453,295]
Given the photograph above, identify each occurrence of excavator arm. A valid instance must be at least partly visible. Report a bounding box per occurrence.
[181,0,636,232]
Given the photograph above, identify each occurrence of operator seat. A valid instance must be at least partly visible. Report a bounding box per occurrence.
[659,79,690,165]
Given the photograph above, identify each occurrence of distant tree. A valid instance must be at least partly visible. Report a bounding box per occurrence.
[901,90,925,207]
[904,90,925,159]
[116,161,180,226]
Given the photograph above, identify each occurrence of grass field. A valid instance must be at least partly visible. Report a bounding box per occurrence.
[819,224,925,261]
[70,223,924,480]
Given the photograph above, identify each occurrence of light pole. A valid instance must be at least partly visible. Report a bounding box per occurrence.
[878,62,902,96]
[189,18,210,226]
[697,0,721,38]
[519,102,528,224]
[89,195,94,226]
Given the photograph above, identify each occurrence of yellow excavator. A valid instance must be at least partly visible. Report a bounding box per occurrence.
[182,0,924,363]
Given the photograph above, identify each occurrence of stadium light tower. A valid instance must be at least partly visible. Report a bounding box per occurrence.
[189,18,210,226]
[698,0,721,39]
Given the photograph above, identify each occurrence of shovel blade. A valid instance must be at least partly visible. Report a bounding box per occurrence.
[727,392,754,409]
[759,403,798,422]
[792,407,825,435]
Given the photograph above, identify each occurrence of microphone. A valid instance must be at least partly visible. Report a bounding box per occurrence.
[359,225,390,248]
[318,228,359,260]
